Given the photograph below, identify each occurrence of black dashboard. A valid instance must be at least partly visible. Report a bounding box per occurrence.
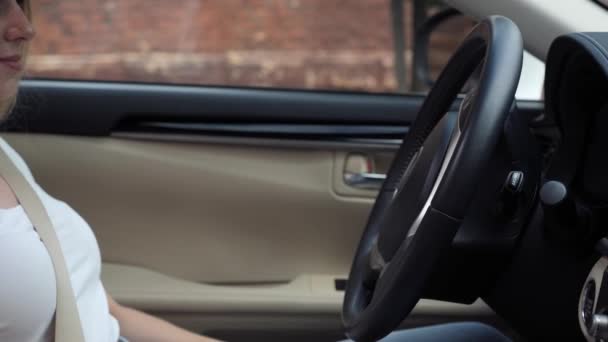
[491,32,608,341]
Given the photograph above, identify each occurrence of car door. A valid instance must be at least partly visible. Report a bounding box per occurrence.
[7,1,543,341]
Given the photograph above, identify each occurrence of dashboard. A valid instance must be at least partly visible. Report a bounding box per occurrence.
[460,31,608,342]
[539,32,608,341]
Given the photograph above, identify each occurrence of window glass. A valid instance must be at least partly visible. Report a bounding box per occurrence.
[27,0,543,98]
[516,52,545,100]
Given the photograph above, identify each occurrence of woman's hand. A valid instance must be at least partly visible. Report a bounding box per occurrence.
[106,290,222,342]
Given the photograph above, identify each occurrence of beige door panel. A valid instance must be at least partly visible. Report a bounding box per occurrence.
[102,262,497,336]
[4,133,374,283]
[102,263,343,314]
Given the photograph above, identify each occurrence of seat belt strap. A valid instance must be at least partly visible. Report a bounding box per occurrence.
[0,144,85,342]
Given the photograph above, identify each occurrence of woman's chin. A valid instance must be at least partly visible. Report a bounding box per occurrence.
[0,77,19,98]
[0,78,20,117]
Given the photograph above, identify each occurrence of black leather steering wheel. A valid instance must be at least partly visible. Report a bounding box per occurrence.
[342,16,523,342]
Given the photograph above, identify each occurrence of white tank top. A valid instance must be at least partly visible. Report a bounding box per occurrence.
[0,138,120,342]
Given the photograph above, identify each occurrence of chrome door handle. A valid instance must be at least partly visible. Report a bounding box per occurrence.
[343,172,386,190]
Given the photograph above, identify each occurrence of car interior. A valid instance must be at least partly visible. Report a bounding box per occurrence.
[7,0,608,341]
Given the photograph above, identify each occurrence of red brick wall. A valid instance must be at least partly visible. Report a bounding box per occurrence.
[28,0,472,93]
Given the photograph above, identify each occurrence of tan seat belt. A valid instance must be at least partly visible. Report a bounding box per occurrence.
[0,145,86,342]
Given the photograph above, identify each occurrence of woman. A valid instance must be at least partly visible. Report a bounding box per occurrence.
[0,1,511,341]
[0,1,220,341]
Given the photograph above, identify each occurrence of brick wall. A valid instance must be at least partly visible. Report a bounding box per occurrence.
[28,0,473,93]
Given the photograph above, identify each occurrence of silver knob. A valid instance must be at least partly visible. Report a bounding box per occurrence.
[590,314,608,340]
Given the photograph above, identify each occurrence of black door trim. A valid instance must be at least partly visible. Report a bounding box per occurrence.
[14,80,426,136]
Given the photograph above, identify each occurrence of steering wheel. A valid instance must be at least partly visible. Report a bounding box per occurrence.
[342,16,523,342]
